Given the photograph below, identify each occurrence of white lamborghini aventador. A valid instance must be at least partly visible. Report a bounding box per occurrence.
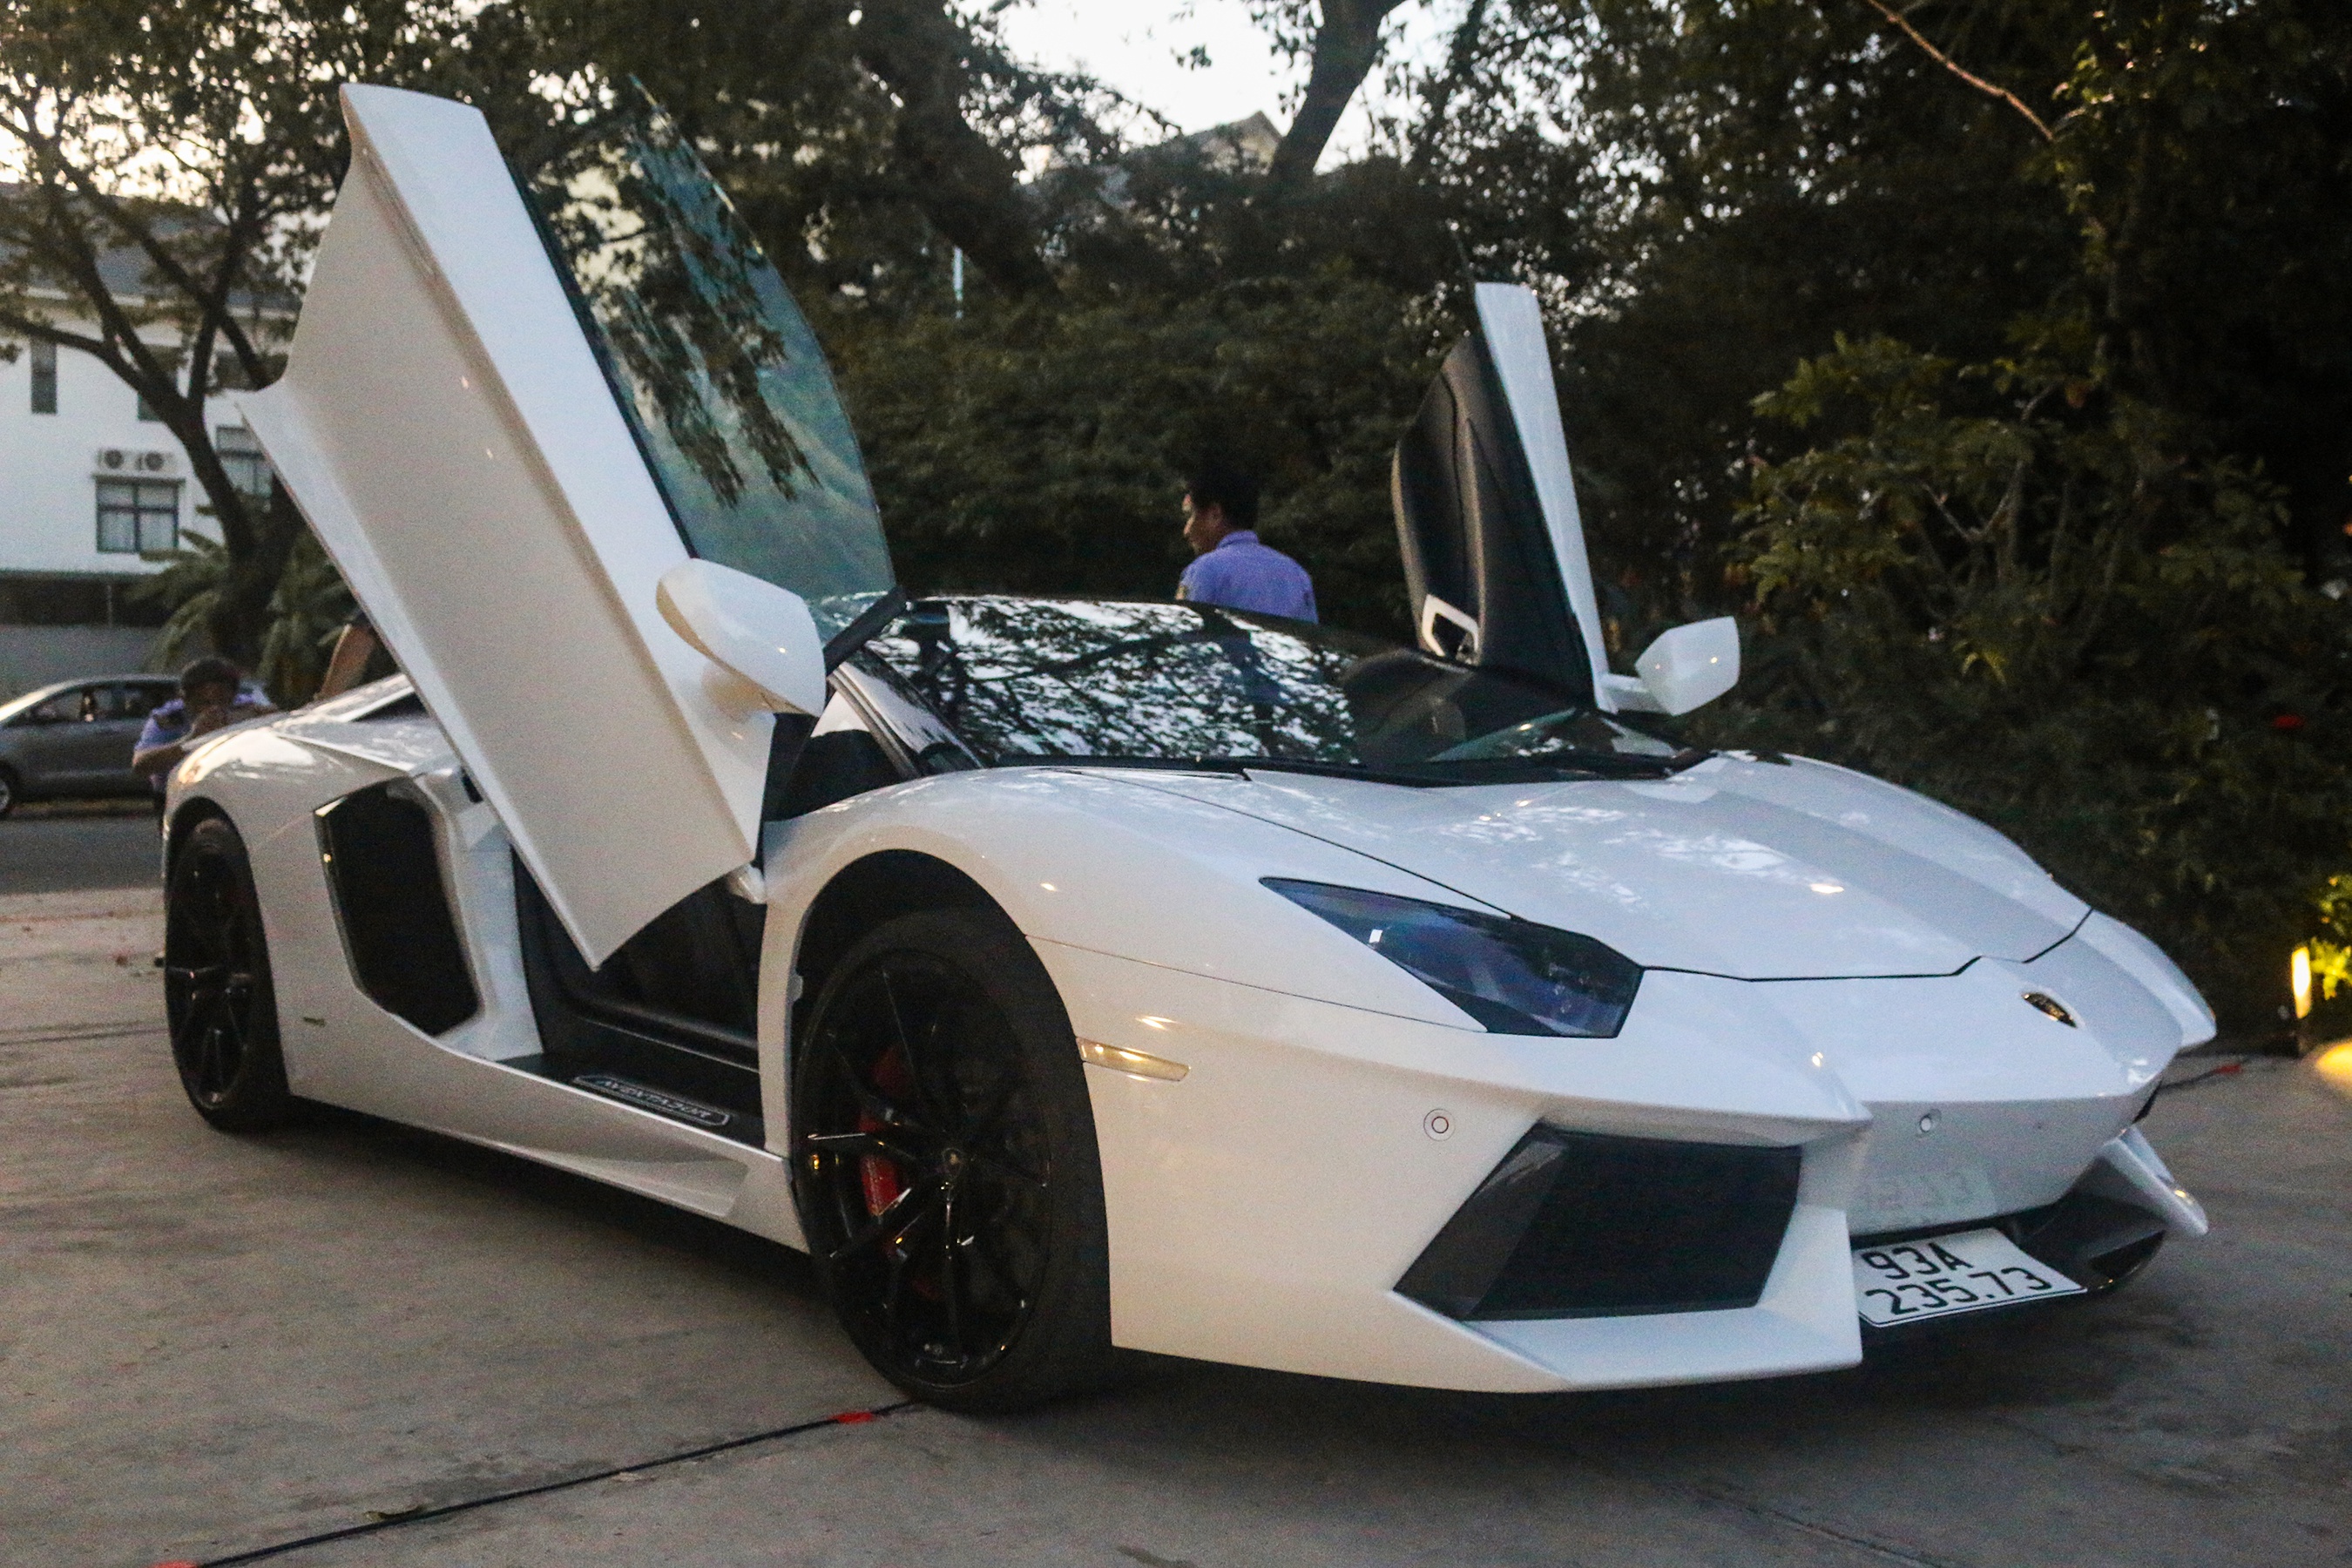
[159,83,2215,1411]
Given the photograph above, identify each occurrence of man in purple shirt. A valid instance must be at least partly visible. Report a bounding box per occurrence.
[132,656,276,795]
[1175,460,1316,622]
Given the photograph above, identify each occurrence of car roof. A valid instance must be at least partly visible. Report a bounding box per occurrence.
[0,674,177,722]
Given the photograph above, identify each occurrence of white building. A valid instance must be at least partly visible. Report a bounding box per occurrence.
[0,328,248,699]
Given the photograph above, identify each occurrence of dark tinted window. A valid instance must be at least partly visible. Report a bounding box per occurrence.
[20,693,78,724]
[524,89,895,646]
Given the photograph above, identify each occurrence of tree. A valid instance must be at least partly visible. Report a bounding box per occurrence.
[1711,328,2350,1026]
[515,0,1125,307]
[1369,0,2352,1021]
[1852,0,2352,569]
[833,270,1441,636]
[0,0,503,672]
[847,0,1063,297]
[1256,0,1416,188]
[1389,0,2088,629]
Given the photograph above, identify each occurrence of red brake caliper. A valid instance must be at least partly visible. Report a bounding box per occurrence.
[858,1044,915,1217]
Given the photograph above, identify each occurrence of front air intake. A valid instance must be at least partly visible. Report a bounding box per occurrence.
[1397,1126,1802,1320]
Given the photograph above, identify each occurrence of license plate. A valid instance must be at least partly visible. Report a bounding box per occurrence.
[1851,1228,2084,1326]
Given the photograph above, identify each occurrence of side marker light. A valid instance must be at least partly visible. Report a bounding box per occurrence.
[1078,1038,1188,1081]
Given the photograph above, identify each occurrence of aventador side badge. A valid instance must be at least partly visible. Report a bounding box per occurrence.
[574,1072,734,1128]
[2021,991,2077,1027]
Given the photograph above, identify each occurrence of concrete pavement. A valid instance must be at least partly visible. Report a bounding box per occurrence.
[3,887,2348,1568]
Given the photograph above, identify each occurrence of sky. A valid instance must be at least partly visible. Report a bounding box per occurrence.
[987,0,1454,166]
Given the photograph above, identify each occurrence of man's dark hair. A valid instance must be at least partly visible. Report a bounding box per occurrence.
[179,655,242,694]
[1184,458,1260,532]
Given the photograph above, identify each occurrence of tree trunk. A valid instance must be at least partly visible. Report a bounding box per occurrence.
[852,0,1058,299]
[1269,0,1411,190]
[201,484,305,669]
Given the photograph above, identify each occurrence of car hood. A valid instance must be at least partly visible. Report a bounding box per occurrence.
[1114,753,2086,980]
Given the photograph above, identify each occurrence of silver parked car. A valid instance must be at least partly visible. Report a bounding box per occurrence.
[0,675,179,816]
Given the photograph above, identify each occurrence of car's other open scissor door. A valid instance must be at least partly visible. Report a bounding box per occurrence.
[245,84,896,964]
[1390,283,1612,704]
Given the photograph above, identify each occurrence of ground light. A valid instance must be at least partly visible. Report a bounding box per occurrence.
[2292,944,2313,1020]
[2315,1041,2352,1098]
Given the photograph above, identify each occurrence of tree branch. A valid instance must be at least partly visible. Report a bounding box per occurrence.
[24,179,173,389]
[1270,0,1411,190]
[0,309,112,362]
[1857,0,2057,142]
[0,93,277,382]
[852,0,1058,299]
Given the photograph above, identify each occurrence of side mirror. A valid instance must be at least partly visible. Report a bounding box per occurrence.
[1599,617,1740,717]
[655,559,828,719]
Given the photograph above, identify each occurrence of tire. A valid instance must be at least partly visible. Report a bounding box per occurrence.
[793,907,1115,1412]
[0,765,20,819]
[164,817,295,1132]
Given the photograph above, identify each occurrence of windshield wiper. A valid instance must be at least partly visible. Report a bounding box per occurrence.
[824,587,911,671]
[992,750,1707,787]
[1406,747,1711,781]
[997,753,1441,786]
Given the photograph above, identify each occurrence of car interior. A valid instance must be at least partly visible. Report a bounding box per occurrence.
[507,673,923,1143]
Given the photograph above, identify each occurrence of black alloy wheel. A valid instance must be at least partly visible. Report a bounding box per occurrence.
[794,907,1114,1411]
[0,765,20,819]
[165,816,294,1132]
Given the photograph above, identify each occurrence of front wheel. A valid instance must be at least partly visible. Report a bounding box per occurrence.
[793,907,1114,1412]
[0,765,20,818]
[165,816,294,1132]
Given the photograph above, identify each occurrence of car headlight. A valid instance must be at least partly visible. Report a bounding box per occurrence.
[1263,879,1641,1037]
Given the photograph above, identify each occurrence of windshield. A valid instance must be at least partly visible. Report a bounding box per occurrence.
[862,598,1686,781]
[0,684,71,724]
[524,87,896,645]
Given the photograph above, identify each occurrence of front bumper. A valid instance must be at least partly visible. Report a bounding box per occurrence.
[1855,1130,2204,1336]
[1035,940,2194,1394]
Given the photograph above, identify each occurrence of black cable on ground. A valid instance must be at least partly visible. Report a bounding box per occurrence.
[187,1402,916,1566]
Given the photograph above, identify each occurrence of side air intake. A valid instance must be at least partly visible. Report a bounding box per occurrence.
[315,782,481,1036]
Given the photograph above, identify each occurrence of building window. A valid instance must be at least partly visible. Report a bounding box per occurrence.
[96,479,180,554]
[30,340,56,414]
[216,424,273,500]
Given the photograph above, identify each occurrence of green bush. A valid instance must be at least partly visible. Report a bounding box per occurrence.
[1702,328,2352,1031]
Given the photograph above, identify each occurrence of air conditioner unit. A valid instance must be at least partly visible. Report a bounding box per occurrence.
[93,448,179,476]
